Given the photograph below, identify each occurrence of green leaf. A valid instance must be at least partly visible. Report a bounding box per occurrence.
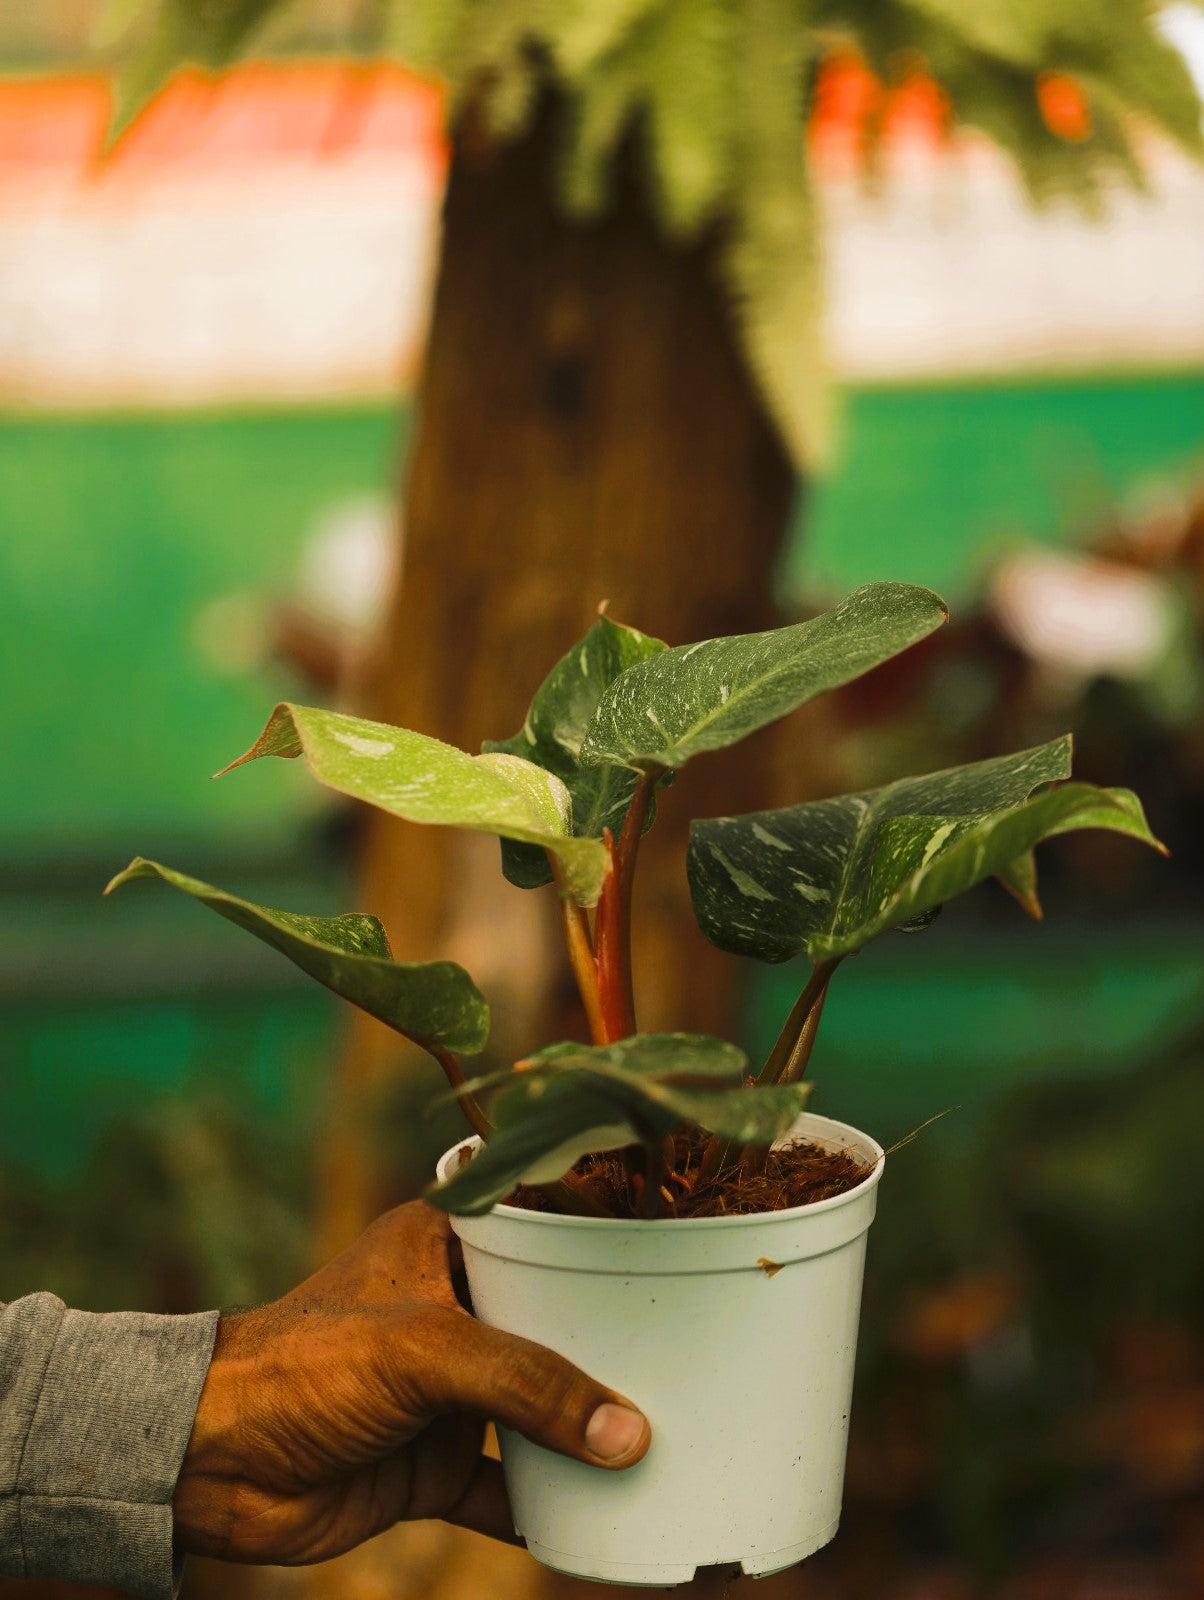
[219,704,610,905]
[579,583,949,772]
[996,849,1042,918]
[690,737,1074,961]
[483,611,666,889]
[105,858,489,1054]
[426,1033,812,1215]
[689,738,1166,962]
[827,784,1166,960]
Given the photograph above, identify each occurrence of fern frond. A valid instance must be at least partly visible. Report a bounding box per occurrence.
[722,0,830,464]
[104,0,1204,464]
[549,0,668,80]
[108,0,290,147]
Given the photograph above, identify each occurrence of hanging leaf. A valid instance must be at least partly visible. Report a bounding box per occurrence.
[818,783,1165,960]
[483,611,667,889]
[105,858,489,1054]
[108,0,284,147]
[219,704,610,905]
[579,582,948,773]
[551,0,667,79]
[724,0,828,462]
[106,0,1204,463]
[427,1032,812,1214]
[689,737,1166,962]
[996,848,1042,918]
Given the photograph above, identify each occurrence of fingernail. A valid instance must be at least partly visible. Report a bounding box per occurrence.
[585,1402,646,1461]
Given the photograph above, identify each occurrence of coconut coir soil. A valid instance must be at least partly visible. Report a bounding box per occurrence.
[509,1125,872,1220]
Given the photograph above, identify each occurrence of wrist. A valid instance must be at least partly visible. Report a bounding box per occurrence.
[172,1313,256,1557]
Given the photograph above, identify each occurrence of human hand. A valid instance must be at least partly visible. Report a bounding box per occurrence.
[173,1201,649,1564]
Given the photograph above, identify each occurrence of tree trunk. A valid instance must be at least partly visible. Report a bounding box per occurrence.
[318,96,797,1258]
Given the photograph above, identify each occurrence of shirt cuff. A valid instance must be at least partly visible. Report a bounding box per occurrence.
[2,1295,219,1599]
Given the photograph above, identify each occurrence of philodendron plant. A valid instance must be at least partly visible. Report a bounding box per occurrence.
[108,583,1165,1220]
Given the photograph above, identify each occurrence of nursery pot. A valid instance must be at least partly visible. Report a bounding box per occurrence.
[435,1112,885,1587]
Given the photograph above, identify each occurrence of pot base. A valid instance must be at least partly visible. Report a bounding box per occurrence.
[524,1520,841,1587]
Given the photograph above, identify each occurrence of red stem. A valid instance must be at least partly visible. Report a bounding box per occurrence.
[433,1047,492,1142]
[595,775,657,1042]
[550,855,607,1045]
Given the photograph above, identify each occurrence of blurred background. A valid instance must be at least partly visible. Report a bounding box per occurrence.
[2,3,1204,1598]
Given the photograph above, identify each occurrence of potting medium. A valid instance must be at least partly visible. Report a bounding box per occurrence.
[436,1112,885,1587]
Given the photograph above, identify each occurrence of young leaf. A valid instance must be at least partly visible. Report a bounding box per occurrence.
[105,858,490,1054]
[426,1033,812,1215]
[219,704,609,905]
[483,611,667,889]
[688,738,1166,962]
[579,583,949,772]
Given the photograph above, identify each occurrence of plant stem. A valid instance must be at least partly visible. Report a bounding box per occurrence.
[757,957,842,1086]
[594,831,627,1041]
[694,957,841,1185]
[549,854,607,1045]
[595,773,658,1042]
[776,970,834,1085]
[432,1047,493,1142]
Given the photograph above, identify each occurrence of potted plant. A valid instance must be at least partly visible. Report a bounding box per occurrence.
[108,582,1164,1586]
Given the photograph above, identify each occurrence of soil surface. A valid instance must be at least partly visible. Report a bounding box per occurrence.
[509,1126,873,1220]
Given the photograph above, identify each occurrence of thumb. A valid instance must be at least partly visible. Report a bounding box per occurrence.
[402,1307,650,1470]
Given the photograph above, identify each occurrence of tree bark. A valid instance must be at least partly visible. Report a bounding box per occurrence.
[318,97,797,1257]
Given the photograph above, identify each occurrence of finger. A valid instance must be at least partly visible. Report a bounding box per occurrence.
[355,1202,462,1310]
[397,1307,650,1471]
[443,1454,519,1545]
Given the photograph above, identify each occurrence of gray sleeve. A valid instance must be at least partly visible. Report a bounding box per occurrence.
[0,1292,220,1600]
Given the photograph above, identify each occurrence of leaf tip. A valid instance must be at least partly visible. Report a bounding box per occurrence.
[596,597,611,617]
[213,703,302,778]
[103,857,147,897]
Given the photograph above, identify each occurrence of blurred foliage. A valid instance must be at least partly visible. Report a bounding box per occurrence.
[813,473,1204,917]
[817,1018,1204,1592]
[103,1,1203,462]
[0,1092,310,1313]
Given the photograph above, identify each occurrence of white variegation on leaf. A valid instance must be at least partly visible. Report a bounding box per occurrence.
[819,784,1165,961]
[580,583,948,772]
[426,1033,812,1215]
[219,703,610,906]
[105,858,490,1054]
[688,738,1166,964]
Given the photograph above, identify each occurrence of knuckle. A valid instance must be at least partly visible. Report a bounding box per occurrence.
[493,1342,584,1428]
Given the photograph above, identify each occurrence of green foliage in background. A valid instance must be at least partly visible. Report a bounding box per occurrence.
[104,1,1203,461]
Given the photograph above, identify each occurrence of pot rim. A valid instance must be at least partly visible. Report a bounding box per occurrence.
[436,1111,885,1232]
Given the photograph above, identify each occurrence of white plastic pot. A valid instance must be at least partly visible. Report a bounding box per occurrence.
[436,1112,884,1587]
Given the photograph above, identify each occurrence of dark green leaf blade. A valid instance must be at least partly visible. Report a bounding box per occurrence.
[823,784,1166,960]
[689,739,1166,964]
[426,1033,812,1215]
[484,612,667,890]
[688,736,1074,961]
[996,849,1042,918]
[579,583,949,772]
[105,858,490,1054]
[218,703,609,905]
